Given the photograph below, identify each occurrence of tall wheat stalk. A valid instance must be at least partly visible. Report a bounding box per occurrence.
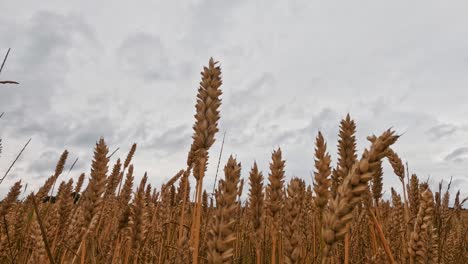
[187,57,223,264]
[266,148,285,264]
[206,155,241,264]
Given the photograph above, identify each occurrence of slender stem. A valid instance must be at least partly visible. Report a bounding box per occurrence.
[211,131,226,194]
[344,232,350,264]
[256,248,261,264]
[313,215,317,262]
[107,147,120,159]
[66,157,79,177]
[0,138,31,185]
[401,179,410,222]
[369,209,396,264]
[271,237,277,264]
[31,194,56,264]
[178,169,190,243]
[279,232,283,264]
[192,161,205,264]
[369,222,378,256]
[0,48,11,75]
[80,239,86,264]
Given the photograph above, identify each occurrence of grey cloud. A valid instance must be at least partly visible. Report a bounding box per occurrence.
[444,147,468,162]
[426,124,457,140]
[140,124,192,158]
[271,107,341,147]
[219,73,276,146]
[273,130,299,145]
[26,150,85,178]
[304,108,341,137]
[68,116,119,148]
[117,32,191,82]
[4,108,117,152]
[0,11,95,112]
[27,150,64,178]
[451,178,468,191]
[228,73,275,108]
[5,168,26,182]
[185,0,244,52]
[20,12,94,67]
[8,111,73,143]
[0,10,98,172]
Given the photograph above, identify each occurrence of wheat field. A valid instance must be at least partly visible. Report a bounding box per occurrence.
[0,58,466,264]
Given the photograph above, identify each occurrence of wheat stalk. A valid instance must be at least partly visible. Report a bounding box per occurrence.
[248,162,264,264]
[266,148,285,264]
[207,155,241,264]
[321,129,399,263]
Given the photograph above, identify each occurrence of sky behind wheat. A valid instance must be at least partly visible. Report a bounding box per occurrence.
[0,0,467,204]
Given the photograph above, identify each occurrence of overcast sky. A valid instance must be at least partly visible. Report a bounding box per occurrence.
[0,1,467,204]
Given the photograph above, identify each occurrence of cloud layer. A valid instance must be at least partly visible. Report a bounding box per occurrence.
[1,1,467,205]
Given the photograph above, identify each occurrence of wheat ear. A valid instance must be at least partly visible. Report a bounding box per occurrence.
[207,155,241,264]
[321,129,399,263]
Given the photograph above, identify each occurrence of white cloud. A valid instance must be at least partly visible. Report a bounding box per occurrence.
[0,1,467,206]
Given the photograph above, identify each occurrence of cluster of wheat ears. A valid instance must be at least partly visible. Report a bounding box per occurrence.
[0,58,466,264]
